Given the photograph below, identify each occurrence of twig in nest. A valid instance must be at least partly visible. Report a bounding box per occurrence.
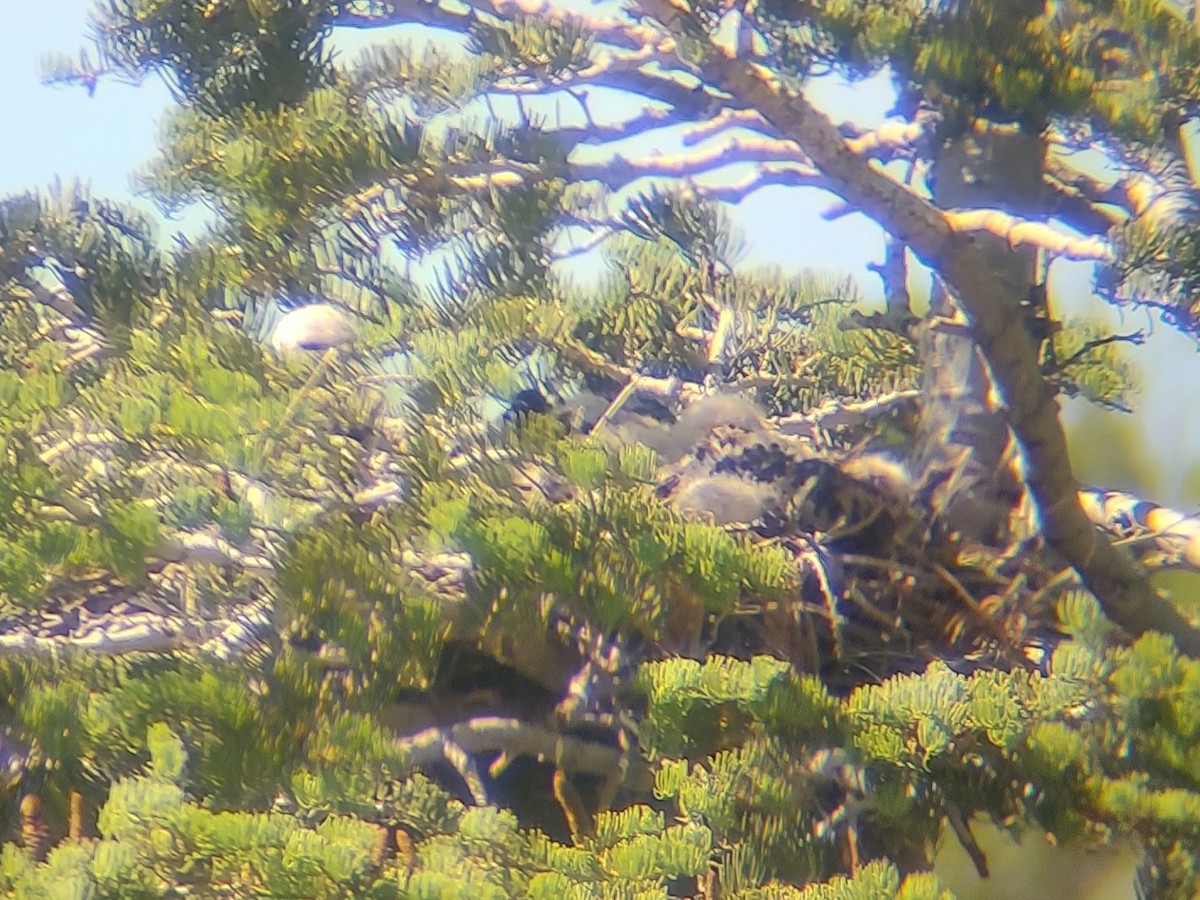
[1050,329,1145,374]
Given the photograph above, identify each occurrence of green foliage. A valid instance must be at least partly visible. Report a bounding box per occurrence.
[1,726,399,898]
[723,860,951,899]
[1102,194,1200,340]
[1,0,1195,898]
[1048,318,1141,411]
[752,0,1200,139]
[0,180,163,336]
[78,0,338,115]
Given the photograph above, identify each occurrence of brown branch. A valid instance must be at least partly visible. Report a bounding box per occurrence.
[1052,330,1146,374]
[680,165,828,201]
[1043,162,1127,235]
[555,98,680,146]
[849,235,917,335]
[628,0,1200,654]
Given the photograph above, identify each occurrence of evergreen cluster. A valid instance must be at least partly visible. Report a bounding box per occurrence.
[1,0,1199,896]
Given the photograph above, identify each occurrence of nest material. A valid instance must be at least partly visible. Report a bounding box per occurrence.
[645,397,1064,688]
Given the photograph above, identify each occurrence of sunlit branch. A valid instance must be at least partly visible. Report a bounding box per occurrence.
[550,227,614,260]
[841,120,927,157]
[332,152,827,251]
[682,107,772,144]
[779,390,920,437]
[1046,144,1198,230]
[7,278,89,324]
[1080,488,1200,572]
[491,61,730,115]
[942,209,1115,262]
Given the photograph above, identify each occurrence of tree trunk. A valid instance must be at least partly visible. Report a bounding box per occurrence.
[915,125,1045,545]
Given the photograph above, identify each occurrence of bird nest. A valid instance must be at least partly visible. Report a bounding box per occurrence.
[643,408,1064,690]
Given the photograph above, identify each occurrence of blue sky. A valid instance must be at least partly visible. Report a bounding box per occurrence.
[2,2,1198,502]
[0,1,171,209]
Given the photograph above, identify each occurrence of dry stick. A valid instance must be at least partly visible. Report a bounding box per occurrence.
[588,374,644,435]
[631,0,1200,656]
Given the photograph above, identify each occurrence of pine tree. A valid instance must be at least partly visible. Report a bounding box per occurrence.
[1,0,1199,896]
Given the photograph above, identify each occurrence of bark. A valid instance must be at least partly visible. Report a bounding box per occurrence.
[915,127,1043,546]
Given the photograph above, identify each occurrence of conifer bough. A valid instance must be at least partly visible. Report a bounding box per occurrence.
[8,0,1200,895]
